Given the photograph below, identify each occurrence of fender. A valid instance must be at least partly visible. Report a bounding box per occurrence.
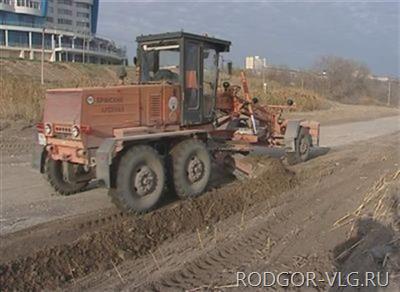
[284,120,302,152]
[96,138,117,188]
[300,120,320,146]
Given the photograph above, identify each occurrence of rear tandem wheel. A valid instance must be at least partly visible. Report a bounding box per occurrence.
[109,145,165,213]
[169,139,211,199]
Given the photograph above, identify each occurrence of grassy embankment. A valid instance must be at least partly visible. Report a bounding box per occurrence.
[0,59,351,123]
[1,59,135,123]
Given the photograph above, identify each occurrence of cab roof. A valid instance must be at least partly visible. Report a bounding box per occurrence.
[136,31,231,52]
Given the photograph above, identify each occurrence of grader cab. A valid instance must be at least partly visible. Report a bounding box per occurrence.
[135,31,230,125]
[33,31,319,213]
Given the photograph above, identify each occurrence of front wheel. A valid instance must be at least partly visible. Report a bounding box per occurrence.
[45,158,89,195]
[170,139,211,199]
[285,127,312,165]
[112,145,165,213]
[296,127,312,162]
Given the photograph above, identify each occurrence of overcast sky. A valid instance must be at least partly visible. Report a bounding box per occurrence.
[97,1,399,77]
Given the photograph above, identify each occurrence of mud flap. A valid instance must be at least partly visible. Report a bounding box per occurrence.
[96,138,117,188]
[300,120,320,147]
[31,145,46,173]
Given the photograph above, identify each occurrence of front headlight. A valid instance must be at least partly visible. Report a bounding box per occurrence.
[71,126,80,138]
[44,123,52,135]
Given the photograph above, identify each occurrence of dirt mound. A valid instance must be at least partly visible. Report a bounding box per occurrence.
[0,158,296,290]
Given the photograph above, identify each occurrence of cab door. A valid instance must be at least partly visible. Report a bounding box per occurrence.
[202,47,218,123]
[182,40,202,125]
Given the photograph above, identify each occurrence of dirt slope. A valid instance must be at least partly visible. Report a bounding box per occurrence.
[73,133,400,292]
[1,132,399,291]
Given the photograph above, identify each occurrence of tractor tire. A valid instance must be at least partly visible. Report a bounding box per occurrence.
[296,127,312,162]
[112,145,165,213]
[170,139,211,199]
[226,118,248,130]
[45,158,89,196]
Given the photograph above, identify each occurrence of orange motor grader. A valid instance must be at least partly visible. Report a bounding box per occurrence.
[33,32,320,213]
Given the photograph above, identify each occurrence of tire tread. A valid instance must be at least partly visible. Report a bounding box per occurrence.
[111,145,165,214]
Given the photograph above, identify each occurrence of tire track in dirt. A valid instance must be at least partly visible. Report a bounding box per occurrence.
[138,139,399,292]
[79,180,305,290]
[2,132,398,291]
[0,158,296,291]
[66,150,365,290]
[141,201,302,291]
[151,226,273,291]
[0,141,34,156]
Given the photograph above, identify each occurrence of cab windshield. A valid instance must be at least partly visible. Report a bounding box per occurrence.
[140,44,180,83]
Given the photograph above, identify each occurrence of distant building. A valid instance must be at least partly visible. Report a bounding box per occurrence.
[245,55,266,71]
[368,75,390,82]
[0,0,126,64]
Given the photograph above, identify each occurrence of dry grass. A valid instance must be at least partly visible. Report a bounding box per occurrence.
[332,169,400,238]
[1,76,45,122]
[0,75,106,123]
[0,59,327,123]
[244,77,329,111]
[0,59,135,123]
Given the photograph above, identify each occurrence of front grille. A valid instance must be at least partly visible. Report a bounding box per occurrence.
[150,94,161,121]
[55,125,71,134]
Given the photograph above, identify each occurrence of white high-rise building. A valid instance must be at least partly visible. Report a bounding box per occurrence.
[0,0,126,64]
[245,56,266,71]
[45,0,95,35]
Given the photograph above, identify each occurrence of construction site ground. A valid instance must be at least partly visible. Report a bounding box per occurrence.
[1,106,399,291]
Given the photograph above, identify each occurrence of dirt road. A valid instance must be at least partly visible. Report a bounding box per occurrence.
[1,115,399,236]
[1,114,399,291]
[320,115,400,147]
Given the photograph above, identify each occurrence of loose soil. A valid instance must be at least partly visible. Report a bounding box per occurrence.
[0,158,295,290]
[1,133,399,291]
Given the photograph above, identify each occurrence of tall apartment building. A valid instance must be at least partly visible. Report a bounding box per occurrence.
[0,0,126,64]
[45,0,97,35]
[245,56,267,71]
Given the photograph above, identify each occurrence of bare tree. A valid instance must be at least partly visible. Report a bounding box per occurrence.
[314,55,370,103]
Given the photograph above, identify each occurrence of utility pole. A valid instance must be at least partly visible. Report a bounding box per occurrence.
[262,65,266,94]
[41,28,45,85]
[387,79,391,106]
[83,36,86,64]
[262,62,267,94]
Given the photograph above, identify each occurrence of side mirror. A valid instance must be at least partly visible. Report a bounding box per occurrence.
[227,61,233,76]
[287,98,294,106]
[133,56,138,66]
[222,81,230,91]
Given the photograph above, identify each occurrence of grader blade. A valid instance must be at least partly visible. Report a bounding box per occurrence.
[224,153,268,180]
